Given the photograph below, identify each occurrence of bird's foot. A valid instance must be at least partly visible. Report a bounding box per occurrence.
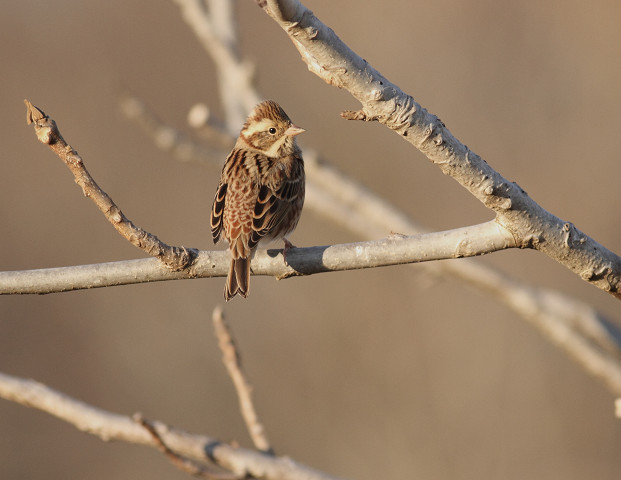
[283,238,296,266]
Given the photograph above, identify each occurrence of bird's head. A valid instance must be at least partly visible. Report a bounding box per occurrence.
[239,100,304,157]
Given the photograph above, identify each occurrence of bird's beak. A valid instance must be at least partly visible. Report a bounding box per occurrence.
[284,124,305,137]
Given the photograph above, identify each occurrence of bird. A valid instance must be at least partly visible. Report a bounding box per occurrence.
[210,100,306,301]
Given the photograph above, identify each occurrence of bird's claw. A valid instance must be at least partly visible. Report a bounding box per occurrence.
[283,238,296,266]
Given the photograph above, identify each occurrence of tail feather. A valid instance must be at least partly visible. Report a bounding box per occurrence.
[224,257,251,301]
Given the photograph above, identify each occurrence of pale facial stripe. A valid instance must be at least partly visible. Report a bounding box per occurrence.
[244,118,275,137]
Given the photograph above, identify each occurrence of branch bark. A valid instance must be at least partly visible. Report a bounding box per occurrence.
[0,221,515,294]
[4,4,621,479]
[0,372,344,480]
[257,0,621,300]
[24,100,197,271]
[134,413,243,480]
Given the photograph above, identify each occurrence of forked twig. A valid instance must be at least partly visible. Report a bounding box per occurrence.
[134,413,246,479]
[0,371,343,480]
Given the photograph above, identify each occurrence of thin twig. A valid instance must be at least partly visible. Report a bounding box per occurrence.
[24,100,197,271]
[213,306,273,454]
[119,93,230,163]
[134,413,245,479]
[186,102,235,149]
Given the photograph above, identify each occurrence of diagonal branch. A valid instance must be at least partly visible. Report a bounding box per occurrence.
[24,100,197,271]
[257,0,621,300]
[166,0,621,400]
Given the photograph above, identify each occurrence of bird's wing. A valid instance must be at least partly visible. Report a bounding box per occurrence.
[213,148,262,253]
[211,182,227,244]
[249,156,304,249]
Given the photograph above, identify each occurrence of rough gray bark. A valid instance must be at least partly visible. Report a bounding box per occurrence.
[259,0,621,299]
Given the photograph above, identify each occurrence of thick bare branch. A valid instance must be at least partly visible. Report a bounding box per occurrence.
[0,221,515,294]
[257,0,621,300]
[304,154,621,396]
[24,100,197,271]
[0,372,345,480]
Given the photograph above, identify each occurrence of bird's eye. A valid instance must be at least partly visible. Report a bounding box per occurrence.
[268,127,277,135]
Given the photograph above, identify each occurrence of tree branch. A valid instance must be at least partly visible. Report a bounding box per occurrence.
[17,2,621,401]
[257,0,621,300]
[24,100,197,271]
[167,2,621,401]
[0,372,345,480]
[173,0,261,132]
[0,221,515,294]
[11,0,621,403]
[213,306,273,454]
[119,93,229,163]
[134,413,244,480]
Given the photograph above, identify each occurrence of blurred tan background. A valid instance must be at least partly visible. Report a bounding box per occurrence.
[2,1,621,479]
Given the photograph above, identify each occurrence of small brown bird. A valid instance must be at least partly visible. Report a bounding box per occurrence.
[211,100,306,301]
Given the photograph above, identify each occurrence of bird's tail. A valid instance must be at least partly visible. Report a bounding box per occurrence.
[225,257,250,301]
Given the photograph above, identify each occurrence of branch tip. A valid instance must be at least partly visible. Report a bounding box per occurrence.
[24,99,47,125]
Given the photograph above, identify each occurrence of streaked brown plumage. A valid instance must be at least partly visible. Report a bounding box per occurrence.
[211,100,305,301]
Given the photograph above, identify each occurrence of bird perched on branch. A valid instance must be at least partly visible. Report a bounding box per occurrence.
[211,100,306,301]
